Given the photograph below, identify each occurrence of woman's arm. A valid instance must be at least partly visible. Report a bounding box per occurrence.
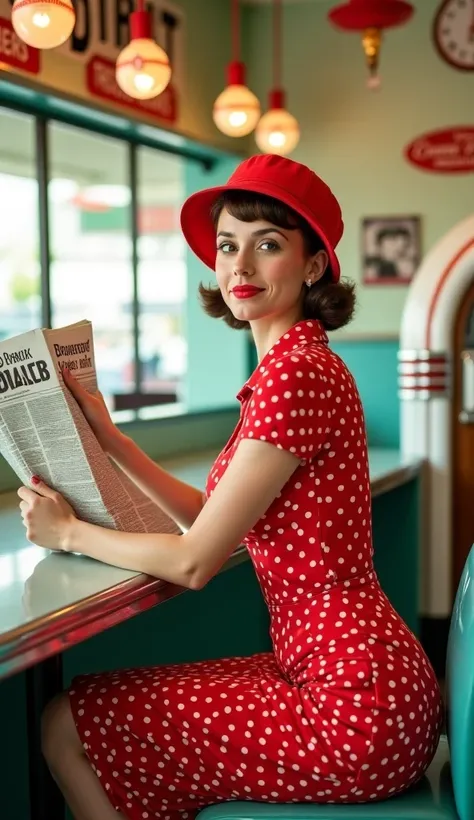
[107,431,206,531]
[62,438,300,589]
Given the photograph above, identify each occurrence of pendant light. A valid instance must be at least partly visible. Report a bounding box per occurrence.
[328,0,414,89]
[255,0,300,156]
[11,0,75,49]
[116,0,172,101]
[213,0,261,138]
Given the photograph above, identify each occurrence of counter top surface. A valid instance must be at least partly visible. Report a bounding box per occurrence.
[0,447,421,680]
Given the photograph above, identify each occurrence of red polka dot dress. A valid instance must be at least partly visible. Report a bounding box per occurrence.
[69,320,443,819]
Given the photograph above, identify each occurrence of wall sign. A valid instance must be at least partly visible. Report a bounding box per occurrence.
[0,14,40,74]
[404,127,474,174]
[432,0,474,72]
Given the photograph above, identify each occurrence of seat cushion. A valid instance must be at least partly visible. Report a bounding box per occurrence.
[197,737,457,820]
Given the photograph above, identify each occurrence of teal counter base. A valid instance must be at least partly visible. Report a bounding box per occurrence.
[0,672,30,820]
[372,478,419,636]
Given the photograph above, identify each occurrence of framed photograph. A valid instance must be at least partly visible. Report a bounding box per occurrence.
[361,215,421,285]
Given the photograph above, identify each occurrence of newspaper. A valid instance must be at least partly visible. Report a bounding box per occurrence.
[0,320,180,535]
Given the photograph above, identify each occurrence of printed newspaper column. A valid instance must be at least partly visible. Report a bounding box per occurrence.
[0,320,180,537]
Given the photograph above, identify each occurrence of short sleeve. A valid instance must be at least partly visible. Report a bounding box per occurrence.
[240,354,334,460]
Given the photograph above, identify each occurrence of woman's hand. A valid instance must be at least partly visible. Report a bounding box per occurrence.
[63,367,118,453]
[18,477,77,551]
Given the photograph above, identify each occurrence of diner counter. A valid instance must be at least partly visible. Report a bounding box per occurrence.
[0,447,422,682]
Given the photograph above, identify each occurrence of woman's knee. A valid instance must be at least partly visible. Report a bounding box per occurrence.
[41,691,82,765]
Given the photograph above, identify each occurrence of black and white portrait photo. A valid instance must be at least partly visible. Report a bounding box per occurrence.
[362,216,421,285]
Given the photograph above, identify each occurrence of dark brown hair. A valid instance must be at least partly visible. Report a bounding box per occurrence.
[198,190,356,331]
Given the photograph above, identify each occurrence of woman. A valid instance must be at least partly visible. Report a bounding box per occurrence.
[18,154,442,820]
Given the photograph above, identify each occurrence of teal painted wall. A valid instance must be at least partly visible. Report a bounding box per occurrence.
[332,339,400,448]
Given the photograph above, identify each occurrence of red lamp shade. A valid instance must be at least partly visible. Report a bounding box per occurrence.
[328,0,414,88]
[328,0,414,30]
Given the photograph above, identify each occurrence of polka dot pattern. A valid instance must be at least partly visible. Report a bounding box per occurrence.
[69,320,442,820]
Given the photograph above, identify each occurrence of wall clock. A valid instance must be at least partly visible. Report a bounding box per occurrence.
[433,0,474,71]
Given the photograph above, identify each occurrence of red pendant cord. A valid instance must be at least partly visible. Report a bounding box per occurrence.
[269,0,284,109]
[227,0,245,86]
[232,0,240,63]
[129,0,152,41]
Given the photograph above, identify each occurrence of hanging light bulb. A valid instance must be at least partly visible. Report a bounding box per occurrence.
[116,1,171,101]
[213,61,261,138]
[11,0,75,49]
[255,0,299,156]
[213,0,260,138]
[255,89,300,156]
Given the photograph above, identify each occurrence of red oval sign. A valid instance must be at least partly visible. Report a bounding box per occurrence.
[404,127,474,174]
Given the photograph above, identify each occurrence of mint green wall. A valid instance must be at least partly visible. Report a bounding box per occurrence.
[243,0,473,338]
[332,340,399,448]
[184,156,249,411]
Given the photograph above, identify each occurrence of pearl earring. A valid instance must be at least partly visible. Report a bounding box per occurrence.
[306,278,313,287]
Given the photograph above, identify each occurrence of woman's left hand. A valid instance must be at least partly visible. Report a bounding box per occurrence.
[18,477,77,550]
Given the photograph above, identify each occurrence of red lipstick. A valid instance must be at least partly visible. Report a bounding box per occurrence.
[231,285,265,299]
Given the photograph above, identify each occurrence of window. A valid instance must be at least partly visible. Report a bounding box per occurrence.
[48,122,187,413]
[136,146,186,405]
[48,123,136,402]
[0,108,41,342]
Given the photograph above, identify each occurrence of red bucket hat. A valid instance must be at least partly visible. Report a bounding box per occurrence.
[180,154,344,282]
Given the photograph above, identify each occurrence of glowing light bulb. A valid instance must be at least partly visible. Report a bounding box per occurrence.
[255,92,300,156]
[133,71,155,93]
[12,0,75,49]
[213,62,261,138]
[32,11,50,27]
[229,110,248,128]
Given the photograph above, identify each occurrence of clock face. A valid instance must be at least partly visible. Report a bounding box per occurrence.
[433,0,474,70]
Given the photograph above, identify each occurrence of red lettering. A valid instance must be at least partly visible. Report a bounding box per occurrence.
[0,24,29,63]
[0,16,40,73]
